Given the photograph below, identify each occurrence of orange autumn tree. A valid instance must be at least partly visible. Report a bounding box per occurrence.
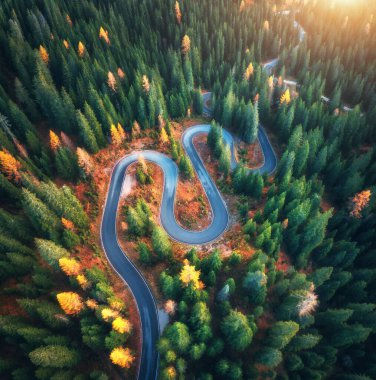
[99,26,110,44]
[49,130,61,151]
[63,40,69,49]
[0,149,22,182]
[181,34,191,55]
[110,347,135,369]
[107,71,117,92]
[59,257,81,276]
[61,217,74,230]
[350,189,372,218]
[86,299,98,310]
[175,1,182,24]
[56,292,84,315]
[78,41,85,57]
[39,45,49,64]
[117,67,125,79]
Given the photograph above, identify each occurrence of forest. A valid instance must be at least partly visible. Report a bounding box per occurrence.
[0,0,375,379]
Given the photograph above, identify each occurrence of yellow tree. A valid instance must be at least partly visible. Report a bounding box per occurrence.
[264,20,270,31]
[111,124,122,145]
[56,292,84,315]
[49,130,61,151]
[244,62,254,81]
[240,0,245,12]
[107,71,117,92]
[59,257,81,276]
[99,26,110,44]
[165,367,177,379]
[268,75,274,90]
[179,259,201,289]
[350,189,372,218]
[110,347,135,369]
[112,317,132,334]
[63,40,69,49]
[280,89,291,105]
[142,75,150,94]
[0,149,22,182]
[181,35,191,55]
[160,127,169,145]
[39,45,49,64]
[110,299,125,312]
[76,274,90,290]
[117,123,126,141]
[101,308,119,321]
[78,41,85,57]
[175,1,182,24]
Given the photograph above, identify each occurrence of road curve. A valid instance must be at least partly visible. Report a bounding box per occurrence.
[101,96,277,380]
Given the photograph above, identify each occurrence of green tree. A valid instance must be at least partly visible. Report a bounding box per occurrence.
[152,226,172,259]
[221,310,253,351]
[76,110,99,153]
[266,321,299,349]
[166,322,191,354]
[29,345,80,368]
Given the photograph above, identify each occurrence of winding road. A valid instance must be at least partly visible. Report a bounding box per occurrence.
[100,94,277,379]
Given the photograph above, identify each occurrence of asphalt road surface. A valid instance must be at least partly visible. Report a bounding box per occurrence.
[101,96,277,379]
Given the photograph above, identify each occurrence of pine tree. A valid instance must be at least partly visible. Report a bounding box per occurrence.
[266,321,299,349]
[22,190,61,242]
[56,292,84,315]
[219,145,231,178]
[78,41,85,57]
[0,149,22,182]
[29,345,80,368]
[35,239,69,269]
[76,110,99,153]
[221,310,253,351]
[39,45,49,64]
[179,155,194,179]
[84,102,106,148]
[152,226,172,259]
[181,35,191,56]
[175,1,182,24]
[166,322,191,353]
[255,347,283,369]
